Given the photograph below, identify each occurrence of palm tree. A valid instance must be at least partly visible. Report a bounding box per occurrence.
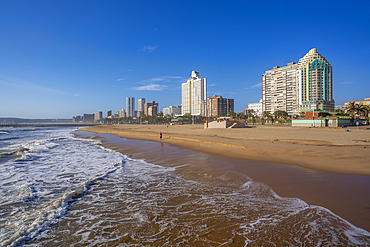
[269,115,274,125]
[346,102,361,117]
[262,111,270,124]
[251,115,256,125]
[363,105,369,117]
[246,109,255,119]
[363,105,370,124]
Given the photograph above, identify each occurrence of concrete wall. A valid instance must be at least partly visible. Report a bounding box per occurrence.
[205,120,245,129]
[206,121,227,129]
[292,118,353,127]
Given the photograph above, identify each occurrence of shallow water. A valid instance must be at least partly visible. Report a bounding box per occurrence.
[1,127,369,246]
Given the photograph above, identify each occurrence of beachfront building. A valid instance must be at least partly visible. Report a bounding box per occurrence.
[94,111,103,122]
[126,97,135,117]
[73,115,83,122]
[163,105,182,117]
[182,71,207,116]
[296,48,334,113]
[262,48,334,115]
[245,99,263,118]
[83,113,94,122]
[335,105,345,111]
[118,109,126,118]
[207,95,234,117]
[144,101,159,116]
[137,98,145,116]
[344,98,370,114]
[262,62,298,115]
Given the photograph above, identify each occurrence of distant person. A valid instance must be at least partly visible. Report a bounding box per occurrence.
[160,132,162,140]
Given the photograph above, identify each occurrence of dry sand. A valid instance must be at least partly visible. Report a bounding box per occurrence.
[79,124,370,176]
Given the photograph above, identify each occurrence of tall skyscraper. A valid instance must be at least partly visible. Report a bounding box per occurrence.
[182,71,207,116]
[296,48,334,112]
[126,97,135,117]
[138,98,145,112]
[262,48,334,115]
[262,62,298,115]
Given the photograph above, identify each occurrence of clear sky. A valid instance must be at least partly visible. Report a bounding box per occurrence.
[1,0,369,118]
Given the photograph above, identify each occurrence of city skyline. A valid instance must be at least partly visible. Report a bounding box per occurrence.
[0,1,369,118]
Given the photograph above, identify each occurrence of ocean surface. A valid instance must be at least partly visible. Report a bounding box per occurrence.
[0,127,370,246]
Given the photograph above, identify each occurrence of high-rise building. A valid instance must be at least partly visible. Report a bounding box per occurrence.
[207,95,234,117]
[182,71,207,116]
[118,109,126,118]
[262,62,298,115]
[144,101,159,116]
[137,98,145,114]
[262,48,334,115]
[107,110,112,117]
[296,48,334,112]
[126,97,135,117]
[83,114,94,122]
[94,111,102,122]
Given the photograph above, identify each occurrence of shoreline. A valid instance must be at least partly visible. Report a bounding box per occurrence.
[78,124,370,176]
[74,128,370,232]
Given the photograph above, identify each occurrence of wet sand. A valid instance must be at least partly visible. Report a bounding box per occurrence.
[79,124,370,176]
[76,126,370,232]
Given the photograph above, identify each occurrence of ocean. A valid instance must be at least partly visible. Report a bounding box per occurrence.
[0,127,369,246]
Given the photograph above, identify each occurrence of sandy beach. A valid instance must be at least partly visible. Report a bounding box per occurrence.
[75,125,370,233]
[79,124,370,176]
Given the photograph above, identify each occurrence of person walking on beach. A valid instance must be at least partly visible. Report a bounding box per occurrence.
[160,132,162,140]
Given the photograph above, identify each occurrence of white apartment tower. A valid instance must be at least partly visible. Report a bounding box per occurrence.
[126,97,135,117]
[262,62,298,115]
[296,48,334,112]
[138,98,145,113]
[182,71,207,116]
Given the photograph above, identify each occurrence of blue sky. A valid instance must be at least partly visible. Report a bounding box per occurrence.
[0,0,369,118]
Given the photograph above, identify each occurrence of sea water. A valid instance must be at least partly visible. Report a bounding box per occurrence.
[0,127,369,246]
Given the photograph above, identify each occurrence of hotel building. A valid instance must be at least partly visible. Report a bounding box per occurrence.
[246,99,263,118]
[126,97,135,117]
[296,48,334,112]
[207,95,234,117]
[182,71,207,116]
[262,48,334,115]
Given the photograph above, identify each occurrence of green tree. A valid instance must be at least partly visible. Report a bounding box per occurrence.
[346,102,361,117]
[273,110,288,118]
[227,112,237,118]
[262,111,270,124]
[251,115,256,125]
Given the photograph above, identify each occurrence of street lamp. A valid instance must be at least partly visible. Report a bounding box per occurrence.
[312,85,316,127]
